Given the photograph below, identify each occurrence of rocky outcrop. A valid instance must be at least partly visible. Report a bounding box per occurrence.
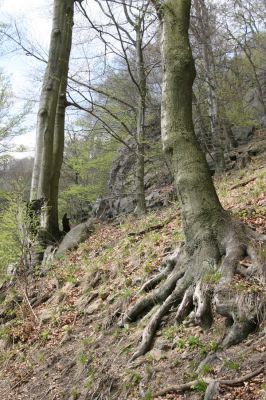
[231,125,255,143]
[91,196,136,219]
[108,143,136,196]
[105,129,174,217]
[87,126,266,220]
[56,219,95,257]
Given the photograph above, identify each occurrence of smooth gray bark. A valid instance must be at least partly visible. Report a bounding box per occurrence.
[49,4,74,237]
[30,0,75,241]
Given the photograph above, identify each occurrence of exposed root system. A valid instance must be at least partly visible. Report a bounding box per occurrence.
[121,219,266,363]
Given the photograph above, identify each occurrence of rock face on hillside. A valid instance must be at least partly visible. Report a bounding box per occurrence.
[87,127,266,221]
[93,129,176,218]
[108,129,173,195]
[95,127,266,218]
[231,125,255,143]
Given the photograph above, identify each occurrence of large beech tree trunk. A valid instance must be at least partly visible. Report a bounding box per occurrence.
[160,0,224,242]
[30,0,75,242]
[122,0,266,369]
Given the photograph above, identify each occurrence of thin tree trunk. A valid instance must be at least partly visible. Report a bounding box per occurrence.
[193,91,211,153]
[194,0,225,172]
[223,121,237,151]
[135,26,147,214]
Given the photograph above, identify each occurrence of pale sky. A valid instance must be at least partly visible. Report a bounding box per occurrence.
[1,0,52,87]
[1,0,52,44]
[1,0,52,157]
[0,0,118,158]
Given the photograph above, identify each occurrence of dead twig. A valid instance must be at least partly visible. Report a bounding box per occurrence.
[40,387,52,400]
[9,373,32,392]
[230,177,256,190]
[154,365,264,397]
[22,288,39,324]
[128,213,179,237]
[219,365,264,386]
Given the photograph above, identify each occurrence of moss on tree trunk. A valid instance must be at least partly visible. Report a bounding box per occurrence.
[122,0,266,372]
[161,0,224,245]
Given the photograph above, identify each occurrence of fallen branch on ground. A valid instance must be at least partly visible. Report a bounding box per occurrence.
[230,177,256,190]
[219,365,264,385]
[154,365,264,397]
[128,214,179,237]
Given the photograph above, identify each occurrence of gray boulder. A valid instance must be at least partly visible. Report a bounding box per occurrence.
[231,126,255,143]
[118,196,136,214]
[261,116,266,129]
[56,218,95,257]
[146,190,165,209]
[92,196,136,218]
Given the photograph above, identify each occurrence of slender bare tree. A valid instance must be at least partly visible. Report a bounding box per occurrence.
[79,0,157,214]
[222,0,266,117]
[193,0,225,172]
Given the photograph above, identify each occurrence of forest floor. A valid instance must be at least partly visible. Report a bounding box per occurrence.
[0,133,266,400]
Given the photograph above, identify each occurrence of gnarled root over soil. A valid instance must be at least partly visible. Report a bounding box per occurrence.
[154,365,264,399]
[120,219,266,362]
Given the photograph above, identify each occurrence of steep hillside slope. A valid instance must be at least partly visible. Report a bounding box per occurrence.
[0,134,265,400]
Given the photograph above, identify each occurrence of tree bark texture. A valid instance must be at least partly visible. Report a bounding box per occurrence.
[123,0,265,364]
[160,0,224,245]
[135,24,147,214]
[30,0,74,241]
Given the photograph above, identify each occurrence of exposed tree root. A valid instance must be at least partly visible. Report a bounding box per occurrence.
[154,379,199,398]
[175,285,194,322]
[193,281,213,328]
[130,275,191,361]
[122,219,266,362]
[154,365,264,398]
[121,247,186,325]
[138,246,183,293]
[203,381,220,400]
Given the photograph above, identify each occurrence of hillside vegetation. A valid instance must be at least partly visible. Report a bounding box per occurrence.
[0,133,265,400]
